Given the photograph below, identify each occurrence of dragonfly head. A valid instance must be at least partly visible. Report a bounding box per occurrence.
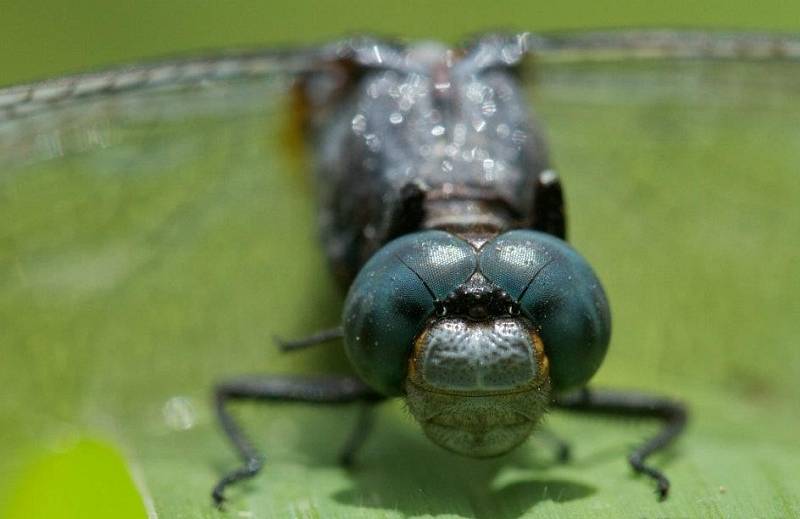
[342,229,610,457]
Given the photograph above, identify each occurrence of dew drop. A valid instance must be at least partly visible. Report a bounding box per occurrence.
[163,396,196,431]
[351,114,367,134]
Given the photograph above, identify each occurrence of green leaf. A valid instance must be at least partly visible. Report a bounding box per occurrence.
[1,58,799,519]
[2,439,148,519]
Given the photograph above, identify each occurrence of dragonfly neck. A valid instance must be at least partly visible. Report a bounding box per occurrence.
[421,195,517,239]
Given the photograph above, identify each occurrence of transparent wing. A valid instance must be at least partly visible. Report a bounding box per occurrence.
[525,54,800,385]
[0,47,326,312]
[523,55,800,505]
[512,29,800,63]
[0,43,347,504]
[5,30,800,166]
[0,48,316,119]
[526,29,800,62]
[0,48,325,167]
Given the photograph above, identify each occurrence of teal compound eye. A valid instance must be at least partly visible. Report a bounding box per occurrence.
[479,230,611,392]
[342,231,477,395]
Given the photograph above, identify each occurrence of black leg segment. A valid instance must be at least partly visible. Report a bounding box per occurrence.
[338,403,377,467]
[212,375,385,507]
[529,169,567,240]
[273,326,343,352]
[553,387,688,500]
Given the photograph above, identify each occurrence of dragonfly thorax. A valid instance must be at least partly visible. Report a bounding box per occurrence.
[299,36,551,283]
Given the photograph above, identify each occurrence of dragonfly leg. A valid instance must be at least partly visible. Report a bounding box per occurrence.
[553,387,687,500]
[345,180,428,273]
[536,426,571,463]
[212,375,384,507]
[529,169,567,240]
[273,326,343,352]
[381,181,427,243]
[338,402,379,467]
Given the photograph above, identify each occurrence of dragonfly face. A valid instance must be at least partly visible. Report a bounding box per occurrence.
[342,229,610,456]
[406,317,551,457]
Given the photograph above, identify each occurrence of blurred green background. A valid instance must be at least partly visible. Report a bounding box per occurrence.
[1,2,800,519]
[4,0,800,85]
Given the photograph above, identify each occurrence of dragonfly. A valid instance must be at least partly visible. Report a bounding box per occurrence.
[2,29,798,508]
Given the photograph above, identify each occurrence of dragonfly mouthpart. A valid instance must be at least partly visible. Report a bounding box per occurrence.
[405,317,551,457]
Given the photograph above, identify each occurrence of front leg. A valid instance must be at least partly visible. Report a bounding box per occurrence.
[212,375,385,507]
[273,326,343,352]
[554,387,688,500]
[529,169,567,240]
